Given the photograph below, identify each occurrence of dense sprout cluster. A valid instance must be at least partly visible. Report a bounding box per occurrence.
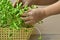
[0,0,32,30]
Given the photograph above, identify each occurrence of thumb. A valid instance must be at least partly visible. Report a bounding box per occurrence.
[22,2,29,7]
[13,0,22,7]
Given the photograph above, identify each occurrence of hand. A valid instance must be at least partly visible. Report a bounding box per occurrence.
[21,8,46,25]
[13,0,31,7]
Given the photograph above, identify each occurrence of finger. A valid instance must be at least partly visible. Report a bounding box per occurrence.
[27,9,31,12]
[21,13,28,17]
[25,20,35,25]
[21,9,32,17]
[21,11,31,17]
[22,2,28,7]
[21,16,33,21]
[13,0,22,7]
[24,9,31,13]
[18,0,22,3]
[13,2,17,7]
[27,11,32,16]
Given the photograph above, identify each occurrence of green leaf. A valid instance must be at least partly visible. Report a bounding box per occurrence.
[0,0,38,30]
[19,2,22,7]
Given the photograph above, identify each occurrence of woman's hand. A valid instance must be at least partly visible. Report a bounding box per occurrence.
[13,0,31,7]
[13,0,58,7]
[21,8,47,25]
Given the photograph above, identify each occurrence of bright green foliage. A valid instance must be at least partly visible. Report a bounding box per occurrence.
[0,0,32,30]
[0,0,42,40]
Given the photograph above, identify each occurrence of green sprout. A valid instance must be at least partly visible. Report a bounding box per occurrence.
[0,0,33,30]
[0,0,42,40]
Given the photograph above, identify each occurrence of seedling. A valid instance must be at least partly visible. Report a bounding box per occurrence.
[0,0,42,40]
[0,0,33,30]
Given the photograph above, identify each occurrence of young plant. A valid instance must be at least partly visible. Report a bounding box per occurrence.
[0,0,42,40]
[0,0,33,30]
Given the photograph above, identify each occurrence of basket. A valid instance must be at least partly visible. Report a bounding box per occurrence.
[0,27,33,40]
[29,27,42,40]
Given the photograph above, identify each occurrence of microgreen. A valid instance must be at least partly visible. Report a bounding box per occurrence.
[0,0,42,40]
[0,0,33,30]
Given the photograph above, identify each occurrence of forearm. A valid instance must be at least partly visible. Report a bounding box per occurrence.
[29,0,58,5]
[44,1,60,17]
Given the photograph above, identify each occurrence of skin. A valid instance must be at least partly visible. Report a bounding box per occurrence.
[24,0,58,5]
[21,8,46,25]
[14,0,60,25]
[13,0,58,6]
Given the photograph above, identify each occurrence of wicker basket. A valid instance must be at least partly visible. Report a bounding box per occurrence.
[0,27,33,40]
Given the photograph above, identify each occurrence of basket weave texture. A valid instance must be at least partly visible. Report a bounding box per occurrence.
[0,28,33,40]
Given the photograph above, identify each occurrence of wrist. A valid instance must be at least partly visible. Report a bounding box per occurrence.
[38,8,48,19]
[34,8,48,21]
[43,8,51,18]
